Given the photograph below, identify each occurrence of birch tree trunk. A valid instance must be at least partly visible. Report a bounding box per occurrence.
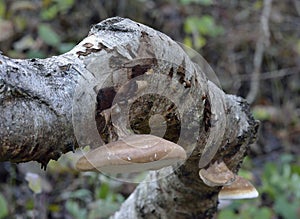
[0,17,258,218]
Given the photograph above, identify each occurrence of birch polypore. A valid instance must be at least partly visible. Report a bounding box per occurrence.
[199,161,258,200]
[76,134,187,174]
[199,161,236,187]
[218,175,259,200]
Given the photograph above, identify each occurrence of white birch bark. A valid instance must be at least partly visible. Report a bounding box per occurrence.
[0,17,258,218]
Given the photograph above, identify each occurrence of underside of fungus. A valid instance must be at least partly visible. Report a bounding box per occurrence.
[218,175,259,200]
[199,161,258,200]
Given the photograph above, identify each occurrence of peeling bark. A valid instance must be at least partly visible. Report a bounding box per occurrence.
[0,17,259,218]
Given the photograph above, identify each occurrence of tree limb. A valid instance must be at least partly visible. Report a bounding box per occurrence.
[0,17,259,218]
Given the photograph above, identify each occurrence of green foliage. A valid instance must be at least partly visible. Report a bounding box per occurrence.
[179,0,213,6]
[218,209,236,218]
[274,196,299,219]
[185,15,223,36]
[253,0,263,10]
[58,42,76,53]
[26,50,47,59]
[260,154,300,219]
[252,107,272,120]
[0,193,8,219]
[91,182,124,218]
[41,5,59,21]
[48,204,61,213]
[35,23,75,57]
[183,15,224,49]
[66,200,87,219]
[88,199,123,219]
[25,199,34,210]
[67,189,93,201]
[0,0,76,58]
[218,205,272,219]
[64,175,124,219]
[41,0,74,20]
[97,182,110,199]
[296,39,300,55]
[38,24,61,46]
[0,0,5,18]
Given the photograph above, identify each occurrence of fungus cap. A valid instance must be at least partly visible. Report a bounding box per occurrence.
[76,134,187,174]
[199,161,236,187]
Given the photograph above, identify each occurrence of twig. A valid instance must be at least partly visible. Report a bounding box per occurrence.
[246,0,273,104]
[293,0,300,16]
[235,67,298,81]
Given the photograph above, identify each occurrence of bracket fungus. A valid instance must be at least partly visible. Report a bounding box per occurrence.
[199,161,258,200]
[199,161,236,187]
[76,134,187,174]
[218,175,259,200]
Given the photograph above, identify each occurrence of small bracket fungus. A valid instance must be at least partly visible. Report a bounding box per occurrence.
[218,175,259,200]
[76,134,187,174]
[199,161,236,187]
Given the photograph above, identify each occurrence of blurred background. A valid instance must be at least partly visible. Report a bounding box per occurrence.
[0,0,299,218]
